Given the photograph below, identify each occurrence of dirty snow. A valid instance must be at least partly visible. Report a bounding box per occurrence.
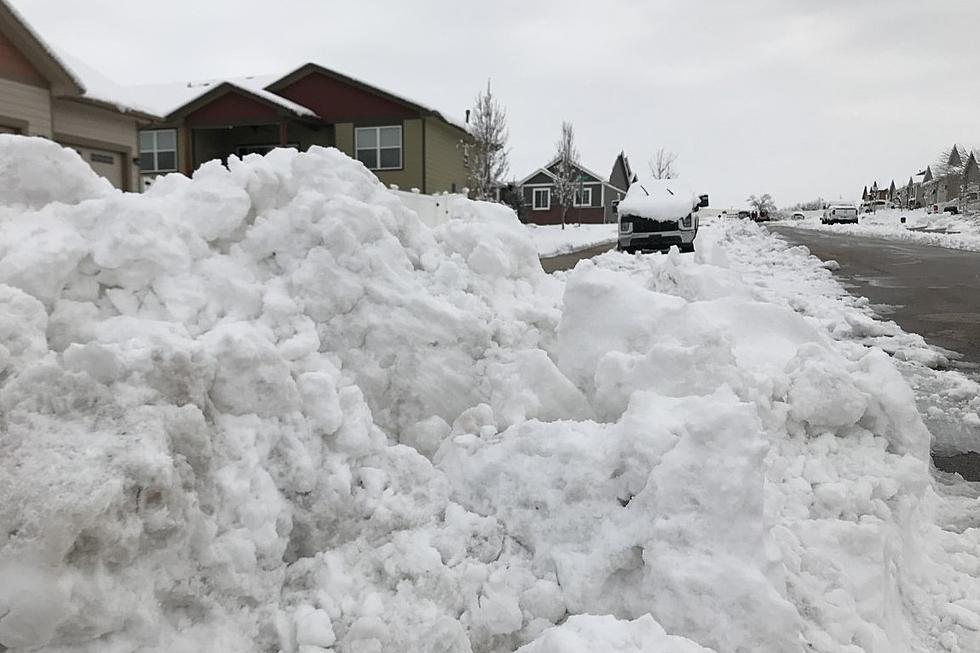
[0,135,979,653]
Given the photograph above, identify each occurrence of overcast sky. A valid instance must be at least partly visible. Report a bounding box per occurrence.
[13,0,980,207]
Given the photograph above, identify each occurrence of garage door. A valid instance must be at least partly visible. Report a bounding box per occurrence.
[0,125,19,134]
[70,145,125,189]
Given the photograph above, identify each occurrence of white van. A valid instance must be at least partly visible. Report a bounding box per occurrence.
[821,205,859,225]
[617,179,708,253]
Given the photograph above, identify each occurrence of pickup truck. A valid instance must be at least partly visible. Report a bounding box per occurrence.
[821,205,859,225]
[617,179,709,253]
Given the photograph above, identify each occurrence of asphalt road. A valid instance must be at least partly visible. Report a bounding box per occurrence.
[770,225,980,480]
[768,225,980,365]
[540,242,617,273]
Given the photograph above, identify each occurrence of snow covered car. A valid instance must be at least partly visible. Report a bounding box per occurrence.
[617,179,708,253]
[821,205,858,225]
[790,212,805,220]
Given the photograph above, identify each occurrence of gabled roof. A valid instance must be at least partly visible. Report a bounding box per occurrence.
[518,167,557,185]
[520,157,628,192]
[0,0,82,95]
[266,62,468,133]
[163,80,318,122]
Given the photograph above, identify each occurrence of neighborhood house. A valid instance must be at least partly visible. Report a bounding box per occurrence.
[0,0,155,191]
[128,63,471,195]
[0,0,470,195]
[518,151,633,225]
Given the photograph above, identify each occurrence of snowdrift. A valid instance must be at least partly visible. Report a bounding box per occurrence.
[0,135,977,653]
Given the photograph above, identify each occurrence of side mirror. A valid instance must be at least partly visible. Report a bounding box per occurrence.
[698,194,709,208]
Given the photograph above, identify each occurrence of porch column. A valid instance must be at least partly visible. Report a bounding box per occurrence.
[279,120,289,147]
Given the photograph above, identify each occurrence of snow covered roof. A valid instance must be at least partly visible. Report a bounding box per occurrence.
[117,74,317,121]
[617,178,700,220]
[54,50,159,118]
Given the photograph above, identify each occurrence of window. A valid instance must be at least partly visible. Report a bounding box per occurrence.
[532,188,551,211]
[355,126,402,170]
[574,187,592,207]
[139,129,177,173]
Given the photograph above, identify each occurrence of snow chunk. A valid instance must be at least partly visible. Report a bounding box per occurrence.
[517,614,714,653]
[0,135,113,209]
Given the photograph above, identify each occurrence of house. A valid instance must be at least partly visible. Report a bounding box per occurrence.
[918,144,973,207]
[609,151,637,194]
[961,153,980,211]
[0,0,157,190]
[128,63,471,194]
[518,157,628,225]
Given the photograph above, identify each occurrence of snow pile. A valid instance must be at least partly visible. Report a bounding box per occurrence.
[527,223,618,257]
[0,136,978,653]
[0,135,114,210]
[776,207,980,252]
[618,178,699,220]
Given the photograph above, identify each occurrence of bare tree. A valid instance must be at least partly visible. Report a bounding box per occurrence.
[463,79,509,200]
[552,121,580,230]
[747,193,776,218]
[648,148,678,179]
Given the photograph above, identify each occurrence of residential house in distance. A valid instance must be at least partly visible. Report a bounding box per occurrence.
[961,153,980,211]
[918,144,976,208]
[518,156,628,225]
[128,63,471,194]
[0,0,158,190]
[609,151,637,194]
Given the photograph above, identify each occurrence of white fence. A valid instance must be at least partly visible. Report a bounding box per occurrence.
[388,186,467,228]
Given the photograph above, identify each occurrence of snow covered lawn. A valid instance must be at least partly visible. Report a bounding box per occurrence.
[775,208,980,252]
[526,222,618,257]
[1,136,979,653]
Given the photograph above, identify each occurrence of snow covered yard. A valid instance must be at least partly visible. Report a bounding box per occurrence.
[775,208,980,252]
[0,136,979,653]
[525,222,618,257]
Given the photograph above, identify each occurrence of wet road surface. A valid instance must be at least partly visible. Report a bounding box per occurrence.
[770,225,980,480]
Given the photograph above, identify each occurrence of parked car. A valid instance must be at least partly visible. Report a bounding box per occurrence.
[790,212,805,220]
[861,199,893,213]
[938,200,960,215]
[617,179,708,254]
[737,210,751,219]
[821,205,859,225]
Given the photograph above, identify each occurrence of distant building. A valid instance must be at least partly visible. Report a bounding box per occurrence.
[518,156,628,225]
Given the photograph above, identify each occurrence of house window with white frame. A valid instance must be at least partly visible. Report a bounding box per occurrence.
[573,187,592,207]
[139,129,177,173]
[355,125,402,170]
[532,188,551,210]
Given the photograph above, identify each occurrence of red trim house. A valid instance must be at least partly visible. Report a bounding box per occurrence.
[133,63,471,194]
